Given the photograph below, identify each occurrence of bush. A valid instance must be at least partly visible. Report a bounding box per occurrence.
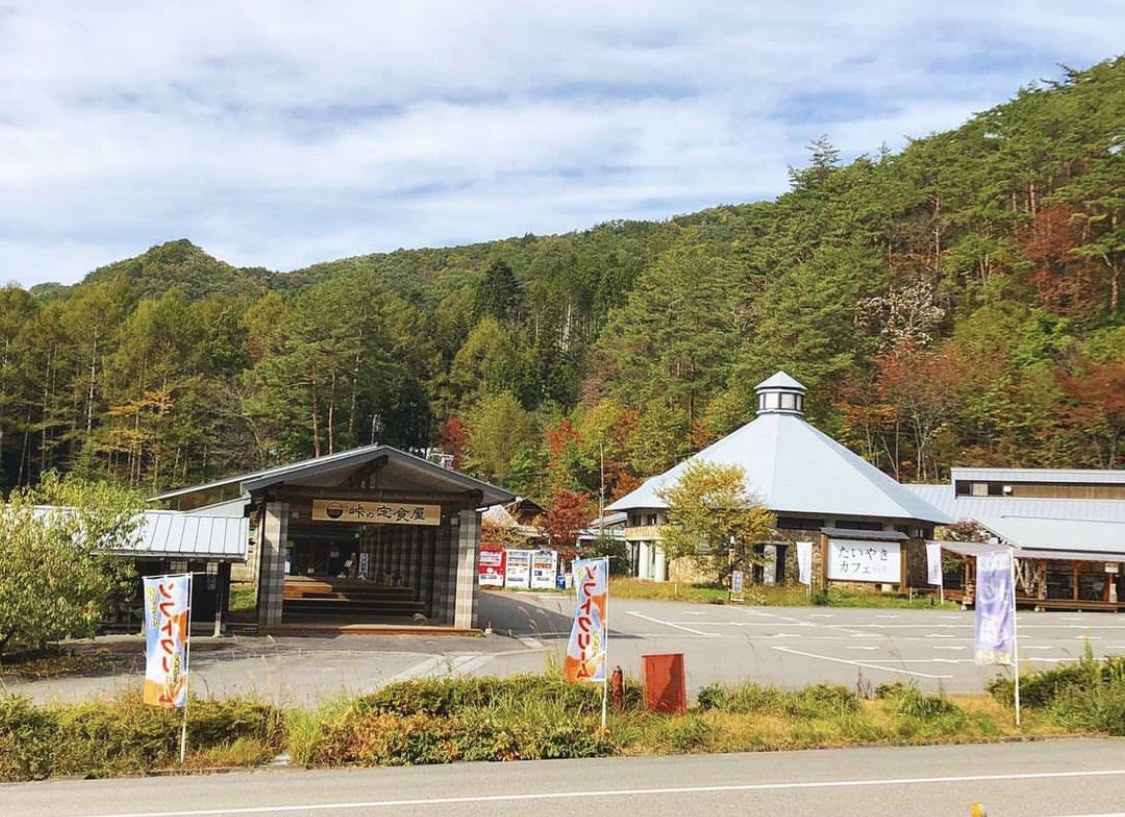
[696,682,859,718]
[875,682,960,719]
[0,695,58,781]
[987,655,1125,708]
[312,711,614,765]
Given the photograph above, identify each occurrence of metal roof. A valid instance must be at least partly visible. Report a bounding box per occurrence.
[950,467,1125,485]
[756,371,807,391]
[607,412,951,524]
[132,511,248,560]
[152,444,514,507]
[29,506,248,561]
[907,484,1125,558]
[904,484,1125,524]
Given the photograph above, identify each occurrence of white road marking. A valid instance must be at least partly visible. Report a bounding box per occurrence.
[70,770,1125,817]
[681,611,705,616]
[933,646,965,651]
[771,646,953,679]
[875,614,900,619]
[382,656,445,684]
[847,646,880,651]
[626,610,719,637]
[925,633,955,638]
[810,613,835,618]
[518,637,544,649]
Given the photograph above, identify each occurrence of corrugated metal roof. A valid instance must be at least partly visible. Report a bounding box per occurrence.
[29,506,248,560]
[904,484,1125,524]
[607,412,950,524]
[131,511,248,559]
[950,466,1125,485]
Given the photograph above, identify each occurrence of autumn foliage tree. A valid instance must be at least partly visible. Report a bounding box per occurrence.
[543,488,594,563]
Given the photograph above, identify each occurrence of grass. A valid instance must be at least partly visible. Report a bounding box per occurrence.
[228,582,258,613]
[607,577,959,609]
[3,658,1122,781]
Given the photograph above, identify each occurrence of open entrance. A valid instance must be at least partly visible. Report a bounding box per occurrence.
[281,520,439,623]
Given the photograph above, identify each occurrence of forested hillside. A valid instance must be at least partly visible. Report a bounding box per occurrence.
[1,57,1122,508]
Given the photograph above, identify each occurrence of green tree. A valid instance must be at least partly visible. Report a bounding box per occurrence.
[656,461,776,582]
[0,473,144,657]
[463,391,536,485]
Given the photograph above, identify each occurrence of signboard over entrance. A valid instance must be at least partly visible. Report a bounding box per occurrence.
[312,499,441,526]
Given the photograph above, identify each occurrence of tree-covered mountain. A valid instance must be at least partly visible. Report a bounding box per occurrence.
[1,56,1122,504]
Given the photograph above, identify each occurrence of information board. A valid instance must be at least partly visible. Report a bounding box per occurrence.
[826,539,901,583]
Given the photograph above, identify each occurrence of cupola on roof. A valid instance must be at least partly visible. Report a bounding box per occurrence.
[608,370,950,524]
[755,371,807,415]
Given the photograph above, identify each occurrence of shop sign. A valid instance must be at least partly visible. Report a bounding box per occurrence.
[826,539,901,583]
[312,499,441,526]
[1105,562,1120,574]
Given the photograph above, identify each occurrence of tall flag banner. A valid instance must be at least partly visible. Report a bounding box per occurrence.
[926,543,944,587]
[143,574,192,708]
[974,549,1015,666]
[565,557,608,683]
[796,541,813,586]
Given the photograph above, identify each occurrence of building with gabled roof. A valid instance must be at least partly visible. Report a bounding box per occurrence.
[153,444,513,630]
[607,372,950,583]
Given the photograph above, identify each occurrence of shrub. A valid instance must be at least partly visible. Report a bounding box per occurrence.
[0,695,58,781]
[696,682,858,718]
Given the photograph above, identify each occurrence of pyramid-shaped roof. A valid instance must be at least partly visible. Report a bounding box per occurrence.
[608,373,950,524]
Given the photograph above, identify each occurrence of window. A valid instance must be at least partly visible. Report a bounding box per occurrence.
[776,517,824,531]
[971,483,989,497]
[835,520,883,532]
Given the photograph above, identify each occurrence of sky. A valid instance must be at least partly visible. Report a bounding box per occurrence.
[1,2,1123,288]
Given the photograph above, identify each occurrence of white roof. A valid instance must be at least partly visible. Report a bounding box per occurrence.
[950,466,1125,485]
[908,484,1125,559]
[607,412,950,524]
[29,506,248,560]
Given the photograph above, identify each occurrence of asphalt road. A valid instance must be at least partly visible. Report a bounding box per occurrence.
[2,739,1123,817]
[6,594,1125,703]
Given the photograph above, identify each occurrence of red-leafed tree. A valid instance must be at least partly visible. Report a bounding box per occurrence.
[1023,204,1097,316]
[1056,359,1125,468]
[438,415,468,469]
[543,488,594,563]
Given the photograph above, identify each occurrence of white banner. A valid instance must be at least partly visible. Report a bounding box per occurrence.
[926,542,944,587]
[975,548,1016,666]
[796,541,813,586]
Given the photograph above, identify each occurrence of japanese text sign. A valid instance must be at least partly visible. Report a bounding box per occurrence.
[565,557,608,683]
[312,499,440,526]
[826,539,901,583]
[975,548,1015,666]
[143,574,191,708]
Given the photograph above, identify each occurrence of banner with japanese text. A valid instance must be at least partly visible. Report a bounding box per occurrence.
[974,549,1015,666]
[565,557,608,683]
[143,574,192,707]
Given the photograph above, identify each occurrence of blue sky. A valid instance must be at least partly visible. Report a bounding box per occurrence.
[1,1,1122,287]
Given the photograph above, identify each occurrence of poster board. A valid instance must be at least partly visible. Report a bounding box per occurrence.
[504,549,533,588]
[826,538,901,583]
[530,549,559,590]
[478,545,507,587]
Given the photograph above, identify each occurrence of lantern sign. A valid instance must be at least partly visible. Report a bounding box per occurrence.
[565,556,609,683]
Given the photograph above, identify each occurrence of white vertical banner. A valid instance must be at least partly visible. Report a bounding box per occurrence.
[973,547,1021,725]
[926,542,944,587]
[796,540,813,586]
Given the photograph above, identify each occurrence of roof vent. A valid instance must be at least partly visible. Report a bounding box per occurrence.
[754,371,807,416]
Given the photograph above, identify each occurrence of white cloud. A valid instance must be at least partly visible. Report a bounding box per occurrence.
[0,0,1122,285]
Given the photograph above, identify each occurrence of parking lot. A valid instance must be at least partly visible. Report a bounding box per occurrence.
[6,593,1124,704]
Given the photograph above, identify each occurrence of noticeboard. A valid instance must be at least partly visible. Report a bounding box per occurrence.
[312,499,441,526]
[826,539,902,583]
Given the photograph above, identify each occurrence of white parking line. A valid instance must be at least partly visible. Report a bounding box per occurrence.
[771,646,953,679]
[626,610,719,637]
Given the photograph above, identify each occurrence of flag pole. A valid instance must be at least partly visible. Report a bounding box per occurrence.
[601,556,609,729]
[180,572,193,764]
[1010,554,1021,727]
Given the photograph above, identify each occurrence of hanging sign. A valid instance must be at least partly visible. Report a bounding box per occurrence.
[142,574,192,708]
[312,499,441,526]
